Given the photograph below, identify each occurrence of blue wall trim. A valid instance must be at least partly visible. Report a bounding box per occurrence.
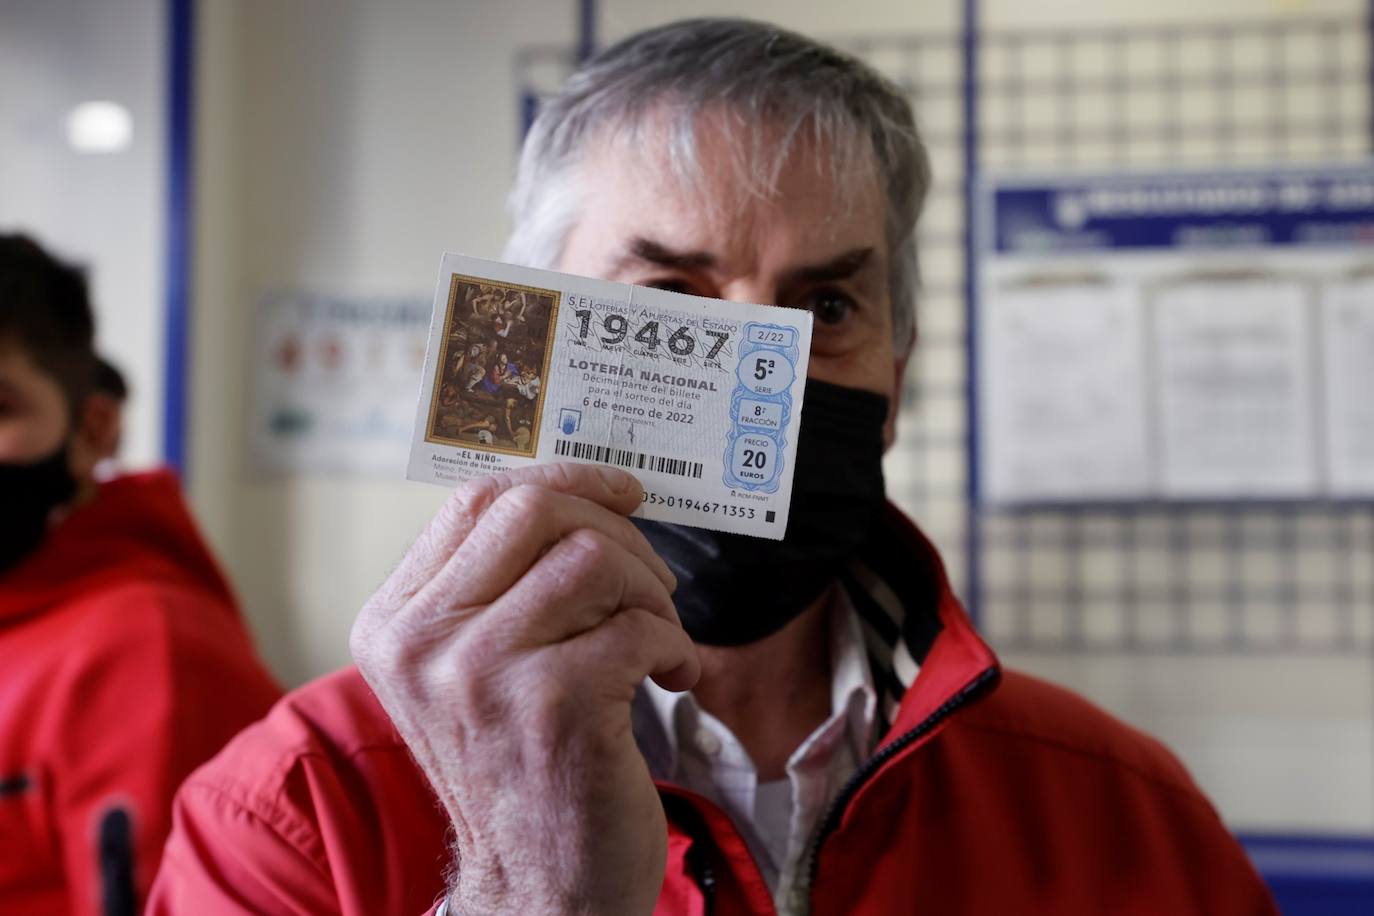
[961,0,982,624]
[578,0,596,62]
[162,0,193,473]
[1240,833,1374,914]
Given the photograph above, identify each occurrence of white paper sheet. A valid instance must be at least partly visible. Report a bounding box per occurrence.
[251,291,431,476]
[980,280,1150,502]
[1151,277,1319,498]
[1321,276,1374,496]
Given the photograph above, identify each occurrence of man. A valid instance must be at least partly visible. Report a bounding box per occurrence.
[480,351,517,394]
[149,20,1276,915]
[0,235,282,915]
[503,397,533,451]
[459,414,500,446]
[510,364,541,401]
[463,341,488,391]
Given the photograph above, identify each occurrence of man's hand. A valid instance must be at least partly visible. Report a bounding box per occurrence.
[351,463,699,915]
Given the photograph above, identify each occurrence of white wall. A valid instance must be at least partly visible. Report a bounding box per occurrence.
[191,0,578,683]
[0,0,165,467]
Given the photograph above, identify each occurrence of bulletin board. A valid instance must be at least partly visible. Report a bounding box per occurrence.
[967,21,1374,660]
[975,166,1374,507]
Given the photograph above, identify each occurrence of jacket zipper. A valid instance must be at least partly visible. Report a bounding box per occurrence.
[686,840,717,916]
[0,772,31,797]
[664,792,724,916]
[802,667,1000,891]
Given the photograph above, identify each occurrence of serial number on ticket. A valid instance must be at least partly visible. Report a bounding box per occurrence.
[407,253,813,539]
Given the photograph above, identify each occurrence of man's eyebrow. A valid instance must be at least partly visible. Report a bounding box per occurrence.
[780,247,876,286]
[620,237,718,272]
[613,239,877,286]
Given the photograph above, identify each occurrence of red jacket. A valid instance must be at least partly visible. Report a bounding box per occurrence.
[149,506,1276,915]
[0,471,282,915]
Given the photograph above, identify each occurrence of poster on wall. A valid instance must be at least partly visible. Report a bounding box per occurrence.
[980,277,1150,502]
[251,290,431,477]
[1151,275,1318,498]
[1321,273,1374,497]
[975,164,1374,505]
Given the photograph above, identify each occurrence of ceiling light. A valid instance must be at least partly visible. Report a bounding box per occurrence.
[66,101,133,153]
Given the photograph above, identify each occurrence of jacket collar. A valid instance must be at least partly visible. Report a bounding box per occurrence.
[0,469,238,625]
[847,503,1001,745]
[632,502,1001,776]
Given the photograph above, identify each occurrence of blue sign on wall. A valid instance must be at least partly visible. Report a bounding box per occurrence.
[992,166,1374,254]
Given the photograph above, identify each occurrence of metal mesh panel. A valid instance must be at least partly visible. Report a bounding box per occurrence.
[835,35,972,593]
[974,17,1374,655]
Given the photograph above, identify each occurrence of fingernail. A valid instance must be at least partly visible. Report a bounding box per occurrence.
[599,466,633,493]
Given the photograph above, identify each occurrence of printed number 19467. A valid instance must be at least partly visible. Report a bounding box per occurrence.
[574,309,730,360]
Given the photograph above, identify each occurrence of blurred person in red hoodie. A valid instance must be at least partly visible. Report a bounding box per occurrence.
[0,234,282,915]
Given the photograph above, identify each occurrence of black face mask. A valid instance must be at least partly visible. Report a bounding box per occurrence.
[632,379,888,646]
[0,443,76,574]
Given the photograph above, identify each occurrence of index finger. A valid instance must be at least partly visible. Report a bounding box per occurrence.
[388,463,643,604]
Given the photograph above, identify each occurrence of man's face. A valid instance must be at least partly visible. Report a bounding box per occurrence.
[558,113,903,439]
[0,340,68,465]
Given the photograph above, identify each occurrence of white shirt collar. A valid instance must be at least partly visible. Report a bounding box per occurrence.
[643,584,878,781]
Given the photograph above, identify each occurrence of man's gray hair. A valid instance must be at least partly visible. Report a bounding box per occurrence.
[502,18,931,347]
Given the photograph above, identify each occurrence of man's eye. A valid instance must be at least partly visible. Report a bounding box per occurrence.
[808,291,856,326]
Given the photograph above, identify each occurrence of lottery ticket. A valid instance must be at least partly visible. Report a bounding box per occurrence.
[408,253,812,539]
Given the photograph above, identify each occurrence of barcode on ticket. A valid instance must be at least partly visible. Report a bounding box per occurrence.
[554,439,704,479]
